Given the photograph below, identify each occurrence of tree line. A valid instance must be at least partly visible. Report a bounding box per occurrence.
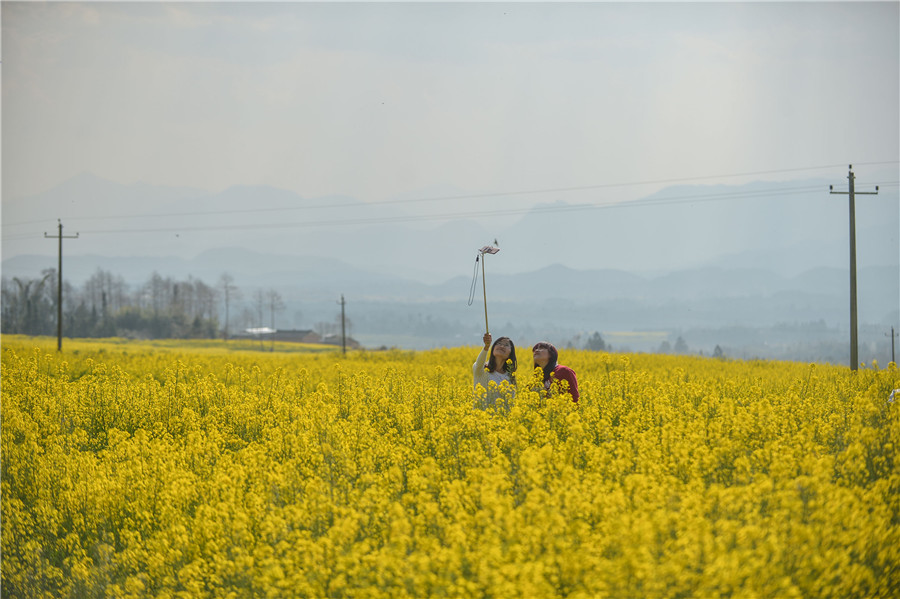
[1,269,282,341]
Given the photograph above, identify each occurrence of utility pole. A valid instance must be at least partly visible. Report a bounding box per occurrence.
[44,220,79,352]
[887,326,898,365]
[338,294,347,354]
[830,165,879,371]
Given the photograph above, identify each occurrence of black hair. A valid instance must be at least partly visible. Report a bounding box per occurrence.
[487,336,517,382]
[532,341,559,381]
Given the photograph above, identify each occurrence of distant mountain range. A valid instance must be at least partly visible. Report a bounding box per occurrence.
[4,171,898,280]
[3,248,897,321]
[2,172,897,355]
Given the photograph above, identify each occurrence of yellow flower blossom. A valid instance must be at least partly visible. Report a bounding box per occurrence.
[1,335,897,597]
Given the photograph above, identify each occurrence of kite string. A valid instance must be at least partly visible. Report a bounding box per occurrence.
[467,253,480,306]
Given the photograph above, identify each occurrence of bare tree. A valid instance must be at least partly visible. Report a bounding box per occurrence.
[83,269,128,317]
[195,279,218,322]
[266,289,285,330]
[218,273,241,341]
[252,289,266,328]
[265,289,286,351]
[251,289,265,348]
[2,272,54,334]
[314,311,352,345]
[144,272,168,315]
[314,320,336,338]
[238,307,255,332]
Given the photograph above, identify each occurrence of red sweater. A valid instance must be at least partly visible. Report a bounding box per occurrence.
[548,365,579,402]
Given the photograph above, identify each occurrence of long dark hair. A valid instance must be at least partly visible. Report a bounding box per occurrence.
[532,341,559,381]
[487,336,517,381]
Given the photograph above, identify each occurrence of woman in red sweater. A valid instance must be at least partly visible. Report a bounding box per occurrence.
[532,342,579,402]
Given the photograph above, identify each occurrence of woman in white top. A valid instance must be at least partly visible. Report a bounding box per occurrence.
[473,333,517,409]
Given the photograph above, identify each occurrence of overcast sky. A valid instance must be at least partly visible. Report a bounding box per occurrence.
[3,1,898,209]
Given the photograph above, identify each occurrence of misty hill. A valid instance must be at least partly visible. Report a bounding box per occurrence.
[1,248,436,302]
[4,172,897,355]
[4,248,897,323]
[494,179,898,276]
[4,173,897,283]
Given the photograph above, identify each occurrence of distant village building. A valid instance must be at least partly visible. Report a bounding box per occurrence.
[322,333,362,350]
[234,328,322,344]
[234,328,361,349]
[273,329,323,343]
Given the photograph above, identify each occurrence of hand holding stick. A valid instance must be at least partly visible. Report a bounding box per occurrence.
[477,245,499,335]
[469,244,499,336]
[481,255,489,334]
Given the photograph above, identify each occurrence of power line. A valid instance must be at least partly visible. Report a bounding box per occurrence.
[9,181,899,237]
[76,185,833,234]
[5,161,896,228]
[43,220,79,352]
[47,180,900,237]
[829,165,880,372]
[1,233,42,241]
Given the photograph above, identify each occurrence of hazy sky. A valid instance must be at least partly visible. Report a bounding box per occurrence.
[3,1,898,207]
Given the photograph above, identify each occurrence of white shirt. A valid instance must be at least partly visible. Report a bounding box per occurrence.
[472,347,515,408]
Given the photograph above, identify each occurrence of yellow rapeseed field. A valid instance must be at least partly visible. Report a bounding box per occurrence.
[2,335,898,598]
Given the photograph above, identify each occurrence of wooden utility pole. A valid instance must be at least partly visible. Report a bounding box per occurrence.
[44,220,79,351]
[888,326,898,366]
[339,294,347,354]
[830,165,879,371]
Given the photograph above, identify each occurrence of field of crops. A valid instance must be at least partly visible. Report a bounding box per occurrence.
[2,335,898,598]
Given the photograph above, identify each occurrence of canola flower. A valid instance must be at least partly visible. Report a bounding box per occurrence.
[1,335,898,598]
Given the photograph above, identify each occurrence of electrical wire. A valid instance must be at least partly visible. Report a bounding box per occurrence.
[4,169,897,236]
[4,161,896,228]
[39,181,899,236]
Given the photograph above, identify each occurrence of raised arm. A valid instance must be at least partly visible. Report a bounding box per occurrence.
[473,334,492,386]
